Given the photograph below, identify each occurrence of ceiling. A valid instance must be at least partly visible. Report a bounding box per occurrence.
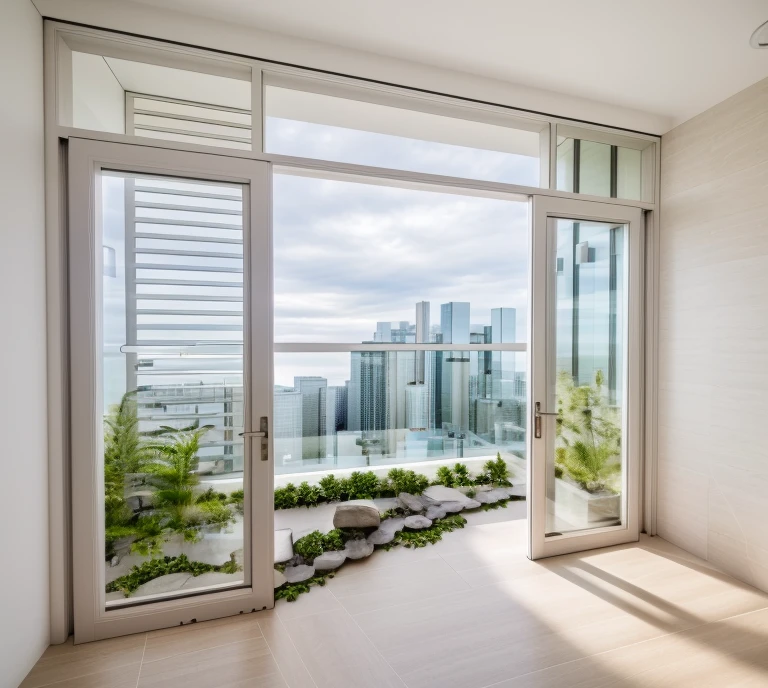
[123,0,768,128]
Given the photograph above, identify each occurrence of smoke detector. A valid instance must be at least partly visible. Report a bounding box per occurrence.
[751,20,768,48]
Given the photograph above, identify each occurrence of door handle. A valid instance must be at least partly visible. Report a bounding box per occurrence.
[534,402,558,439]
[239,416,269,461]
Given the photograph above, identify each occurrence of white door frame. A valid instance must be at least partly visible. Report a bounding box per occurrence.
[528,195,644,560]
[69,138,274,642]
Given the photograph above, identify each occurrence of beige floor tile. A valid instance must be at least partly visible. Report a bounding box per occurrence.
[20,635,146,688]
[258,615,317,688]
[330,542,442,579]
[275,585,343,622]
[496,607,768,688]
[143,612,264,663]
[20,664,142,688]
[137,637,284,688]
[282,609,405,688]
[328,556,470,615]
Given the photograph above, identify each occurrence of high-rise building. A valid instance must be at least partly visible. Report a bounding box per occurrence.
[415,301,430,384]
[294,376,327,460]
[405,383,428,430]
[273,386,302,468]
[440,302,470,344]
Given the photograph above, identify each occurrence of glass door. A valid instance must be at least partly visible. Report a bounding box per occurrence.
[529,196,644,559]
[69,139,273,641]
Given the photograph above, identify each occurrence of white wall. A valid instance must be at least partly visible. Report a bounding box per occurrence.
[72,52,125,133]
[0,0,49,685]
[658,76,768,592]
[31,0,672,135]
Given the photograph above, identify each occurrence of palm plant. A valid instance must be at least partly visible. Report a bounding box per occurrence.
[555,370,621,493]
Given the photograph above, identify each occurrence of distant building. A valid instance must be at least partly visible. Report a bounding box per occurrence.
[294,376,327,460]
[273,386,302,467]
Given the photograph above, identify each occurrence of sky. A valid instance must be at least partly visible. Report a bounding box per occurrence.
[269,117,534,386]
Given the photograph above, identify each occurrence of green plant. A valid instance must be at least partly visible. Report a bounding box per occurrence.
[452,463,474,487]
[274,483,299,510]
[344,471,381,500]
[555,370,622,493]
[296,481,323,507]
[434,465,455,487]
[318,474,344,502]
[196,487,227,504]
[482,453,512,487]
[385,514,467,549]
[227,489,244,515]
[385,468,429,495]
[275,572,334,602]
[293,529,345,563]
[105,553,240,597]
[481,498,511,512]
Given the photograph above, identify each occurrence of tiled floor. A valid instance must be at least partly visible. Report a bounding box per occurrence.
[21,508,768,687]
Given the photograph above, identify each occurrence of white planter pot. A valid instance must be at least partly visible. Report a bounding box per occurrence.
[554,478,620,526]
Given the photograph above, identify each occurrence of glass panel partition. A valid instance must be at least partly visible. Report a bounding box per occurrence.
[265,84,544,185]
[101,171,247,605]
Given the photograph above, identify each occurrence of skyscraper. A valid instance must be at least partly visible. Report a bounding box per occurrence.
[415,301,430,384]
[440,302,470,344]
[273,387,302,468]
[438,302,471,431]
[293,376,327,460]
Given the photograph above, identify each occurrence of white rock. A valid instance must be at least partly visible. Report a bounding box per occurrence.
[284,564,315,583]
[367,528,396,545]
[333,503,381,529]
[463,499,482,510]
[404,515,432,530]
[398,493,425,512]
[379,517,405,532]
[313,550,347,571]
[274,528,294,564]
[440,501,465,513]
[133,572,191,597]
[425,505,447,520]
[344,539,374,559]
[425,485,476,504]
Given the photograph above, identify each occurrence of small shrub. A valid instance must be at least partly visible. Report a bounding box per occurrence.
[452,463,473,486]
[483,453,512,487]
[274,483,299,510]
[227,489,244,515]
[386,468,428,495]
[435,466,455,487]
[296,481,323,507]
[345,471,381,500]
[319,474,344,502]
[196,487,227,503]
[293,529,346,564]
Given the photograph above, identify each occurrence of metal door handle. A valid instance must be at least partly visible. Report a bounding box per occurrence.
[534,402,558,439]
[239,417,269,461]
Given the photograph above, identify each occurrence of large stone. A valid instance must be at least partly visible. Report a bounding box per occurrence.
[274,528,294,564]
[344,539,374,559]
[473,491,495,505]
[398,492,425,512]
[274,569,287,588]
[425,505,447,521]
[133,572,191,597]
[284,564,315,583]
[313,550,347,571]
[367,528,396,545]
[425,485,477,504]
[462,499,482,510]
[440,501,465,513]
[418,493,440,508]
[487,488,511,502]
[379,517,405,533]
[404,515,432,530]
[333,503,381,529]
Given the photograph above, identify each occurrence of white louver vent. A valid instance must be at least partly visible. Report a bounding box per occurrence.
[127,93,252,150]
[124,173,246,471]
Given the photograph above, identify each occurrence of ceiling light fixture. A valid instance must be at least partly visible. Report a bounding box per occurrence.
[751,20,768,48]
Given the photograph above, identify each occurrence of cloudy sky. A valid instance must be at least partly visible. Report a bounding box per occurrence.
[268,117,535,386]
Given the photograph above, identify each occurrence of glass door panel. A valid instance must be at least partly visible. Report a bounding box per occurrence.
[70,139,273,641]
[529,197,643,559]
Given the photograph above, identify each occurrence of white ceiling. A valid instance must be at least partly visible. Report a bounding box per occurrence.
[125,0,768,127]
